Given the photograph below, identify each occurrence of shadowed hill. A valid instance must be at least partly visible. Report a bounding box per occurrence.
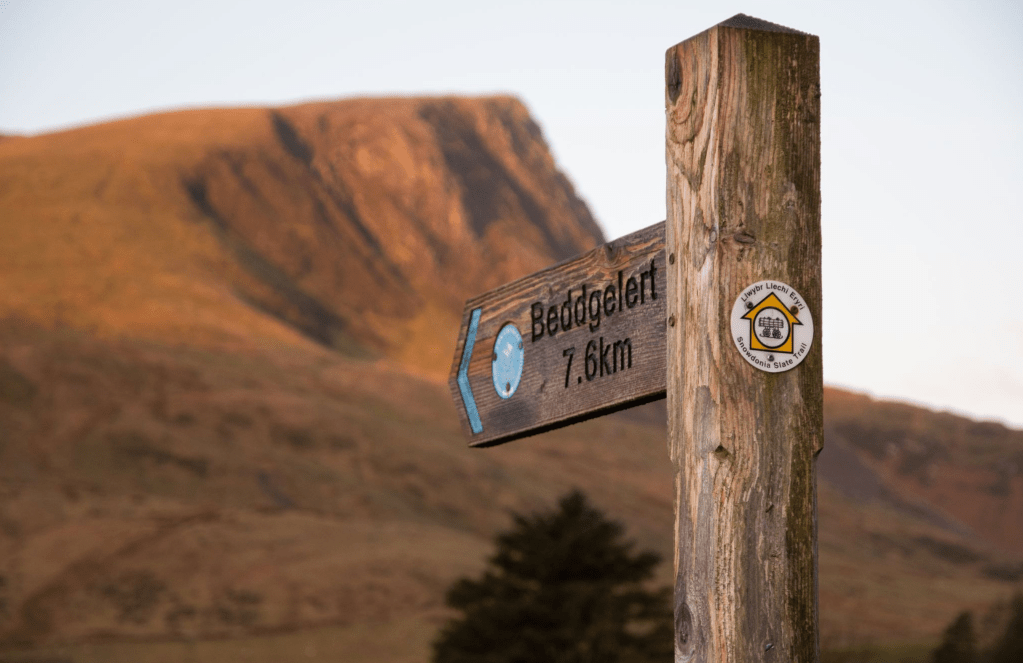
[823,388,1023,555]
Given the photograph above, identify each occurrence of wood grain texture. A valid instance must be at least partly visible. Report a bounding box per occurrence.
[449,222,666,447]
[665,15,822,663]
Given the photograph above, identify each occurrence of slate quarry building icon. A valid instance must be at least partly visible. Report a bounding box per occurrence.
[741,292,802,354]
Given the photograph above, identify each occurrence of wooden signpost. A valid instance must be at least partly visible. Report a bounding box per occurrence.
[449,222,665,447]
[449,13,822,663]
[666,14,822,663]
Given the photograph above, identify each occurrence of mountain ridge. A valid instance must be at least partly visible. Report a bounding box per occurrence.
[0,95,604,375]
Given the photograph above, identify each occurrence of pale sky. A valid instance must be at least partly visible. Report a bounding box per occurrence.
[1,0,1021,428]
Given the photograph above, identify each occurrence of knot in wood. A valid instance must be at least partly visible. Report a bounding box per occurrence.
[674,602,695,660]
[603,241,619,263]
[667,49,683,104]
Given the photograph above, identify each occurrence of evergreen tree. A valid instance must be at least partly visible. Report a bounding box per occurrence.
[931,611,976,663]
[431,490,673,663]
[987,592,1023,663]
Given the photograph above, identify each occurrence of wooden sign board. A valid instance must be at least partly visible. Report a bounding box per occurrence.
[448,222,666,447]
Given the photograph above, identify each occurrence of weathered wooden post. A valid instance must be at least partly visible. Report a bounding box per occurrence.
[665,14,822,663]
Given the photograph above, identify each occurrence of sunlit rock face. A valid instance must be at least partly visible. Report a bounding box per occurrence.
[0,95,603,374]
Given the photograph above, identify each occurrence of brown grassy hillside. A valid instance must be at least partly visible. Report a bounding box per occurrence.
[0,322,674,650]
[0,98,1020,662]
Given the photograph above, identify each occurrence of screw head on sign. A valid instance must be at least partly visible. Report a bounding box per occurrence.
[768,355,775,362]
[746,301,754,310]
[789,305,799,316]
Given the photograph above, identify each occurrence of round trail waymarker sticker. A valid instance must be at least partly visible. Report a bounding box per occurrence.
[492,323,524,399]
[730,280,813,373]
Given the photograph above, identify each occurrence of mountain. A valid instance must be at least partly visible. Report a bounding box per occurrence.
[0,96,602,375]
[824,388,1023,554]
[0,98,1020,663]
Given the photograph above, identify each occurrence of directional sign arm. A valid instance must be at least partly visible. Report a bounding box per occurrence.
[448,222,667,446]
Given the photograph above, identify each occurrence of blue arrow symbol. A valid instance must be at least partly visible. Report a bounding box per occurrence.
[457,307,483,434]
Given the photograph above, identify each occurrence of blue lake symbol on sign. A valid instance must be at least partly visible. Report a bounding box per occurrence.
[492,324,524,399]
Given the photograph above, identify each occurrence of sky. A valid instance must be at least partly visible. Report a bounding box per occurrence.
[1,0,1021,428]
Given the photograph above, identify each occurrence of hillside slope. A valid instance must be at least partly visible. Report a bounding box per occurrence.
[2,325,1020,661]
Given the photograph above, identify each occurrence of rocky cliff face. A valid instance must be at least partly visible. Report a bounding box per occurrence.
[0,96,602,374]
